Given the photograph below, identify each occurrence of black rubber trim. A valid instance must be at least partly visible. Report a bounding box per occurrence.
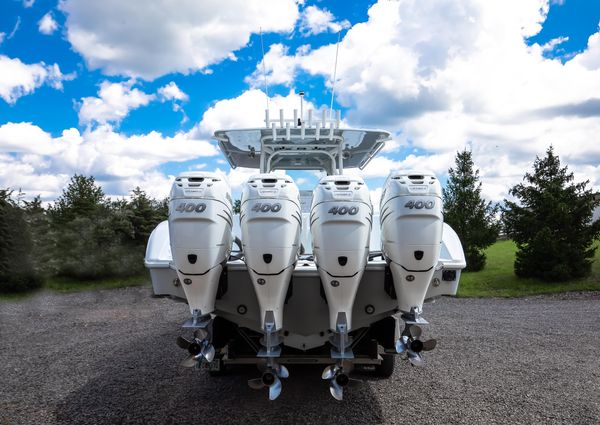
[177,263,222,276]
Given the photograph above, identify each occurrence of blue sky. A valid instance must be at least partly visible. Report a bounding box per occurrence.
[1,0,600,204]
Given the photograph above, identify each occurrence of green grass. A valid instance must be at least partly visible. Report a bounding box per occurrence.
[0,274,150,301]
[457,240,600,297]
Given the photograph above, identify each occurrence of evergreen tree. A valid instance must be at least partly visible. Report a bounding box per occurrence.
[22,196,56,277]
[50,174,105,224]
[127,187,167,245]
[443,149,500,271]
[503,146,600,281]
[0,190,43,292]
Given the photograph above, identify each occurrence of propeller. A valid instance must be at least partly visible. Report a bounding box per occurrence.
[247,364,289,400]
[322,364,360,401]
[177,334,215,368]
[395,325,437,367]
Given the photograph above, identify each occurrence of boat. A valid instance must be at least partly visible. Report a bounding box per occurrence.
[145,105,466,401]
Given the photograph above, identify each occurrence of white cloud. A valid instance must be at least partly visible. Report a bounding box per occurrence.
[59,0,299,79]
[198,88,319,135]
[299,5,350,36]
[158,82,188,102]
[23,0,35,7]
[0,55,72,104]
[571,25,600,70]
[245,0,600,201]
[78,80,155,126]
[245,43,310,87]
[0,33,5,45]
[540,36,569,53]
[0,122,219,201]
[38,12,59,35]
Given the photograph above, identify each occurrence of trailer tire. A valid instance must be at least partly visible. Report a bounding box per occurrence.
[374,353,395,377]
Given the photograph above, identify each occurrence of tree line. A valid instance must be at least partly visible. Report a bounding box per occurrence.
[0,175,167,293]
[1,146,598,293]
[444,146,600,279]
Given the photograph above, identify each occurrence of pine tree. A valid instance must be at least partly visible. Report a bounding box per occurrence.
[50,174,105,224]
[127,187,167,245]
[22,196,55,277]
[503,146,600,281]
[0,190,43,292]
[443,149,500,271]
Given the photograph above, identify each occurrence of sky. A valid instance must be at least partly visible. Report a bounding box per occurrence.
[1,0,600,206]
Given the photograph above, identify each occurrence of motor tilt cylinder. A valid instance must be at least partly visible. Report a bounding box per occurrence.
[380,171,443,313]
[311,175,372,331]
[240,174,301,330]
[168,172,233,315]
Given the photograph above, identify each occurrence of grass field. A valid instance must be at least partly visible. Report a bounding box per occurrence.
[457,240,600,297]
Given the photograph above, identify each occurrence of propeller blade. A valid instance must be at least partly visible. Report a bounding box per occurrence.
[329,380,344,401]
[409,325,422,339]
[176,336,191,349]
[201,343,215,362]
[322,365,336,380]
[248,378,265,390]
[395,339,406,354]
[408,352,424,367]
[180,355,198,368]
[194,328,208,340]
[277,364,289,379]
[422,339,437,351]
[269,376,282,401]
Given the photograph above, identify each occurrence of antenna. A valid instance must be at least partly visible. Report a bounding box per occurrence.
[299,91,304,125]
[329,31,341,119]
[260,27,270,111]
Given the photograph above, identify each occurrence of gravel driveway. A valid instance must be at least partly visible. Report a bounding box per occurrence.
[0,286,599,425]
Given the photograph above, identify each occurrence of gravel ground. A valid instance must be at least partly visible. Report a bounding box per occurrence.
[0,286,599,425]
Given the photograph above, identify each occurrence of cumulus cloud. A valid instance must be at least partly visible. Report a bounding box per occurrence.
[0,122,219,200]
[59,0,299,79]
[78,80,155,126]
[299,5,350,36]
[23,0,35,7]
[197,88,320,136]
[0,55,73,104]
[38,12,59,35]
[157,82,188,102]
[245,0,600,201]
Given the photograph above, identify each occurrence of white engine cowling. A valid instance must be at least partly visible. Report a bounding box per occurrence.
[380,170,443,314]
[311,175,372,331]
[168,172,233,315]
[240,174,301,330]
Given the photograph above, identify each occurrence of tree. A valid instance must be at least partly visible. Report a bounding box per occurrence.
[503,146,600,281]
[0,190,43,292]
[443,149,500,271]
[233,199,241,214]
[50,174,105,224]
[127,187,168,245]
[22,196,55,277]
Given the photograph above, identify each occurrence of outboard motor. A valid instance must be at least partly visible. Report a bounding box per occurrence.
[169,172,233,323]
[240,173,301,357]
[310,175,372,358]
[380,171,443,317]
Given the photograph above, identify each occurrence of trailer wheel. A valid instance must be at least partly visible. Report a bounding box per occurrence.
[374,353,395,377]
